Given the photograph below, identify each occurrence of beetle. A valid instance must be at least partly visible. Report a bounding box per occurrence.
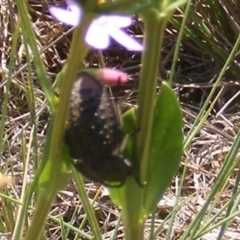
[64,72,132,187]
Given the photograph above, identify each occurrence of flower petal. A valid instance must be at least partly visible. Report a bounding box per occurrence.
[49,0,82,26]
[85,24,110,49]
[100,15,132,28]
[66,0,80,14]
[108,26,143,51]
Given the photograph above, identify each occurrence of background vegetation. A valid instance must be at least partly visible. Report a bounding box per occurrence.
[0,0,240,239]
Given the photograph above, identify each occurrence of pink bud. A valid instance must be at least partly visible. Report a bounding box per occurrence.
[97,68,128,86]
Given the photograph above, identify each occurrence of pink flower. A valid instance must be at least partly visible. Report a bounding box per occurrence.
[49,0,143,51]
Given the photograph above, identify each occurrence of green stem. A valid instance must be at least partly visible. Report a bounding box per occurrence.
[121,180,145,240]
[16,0,57,111]
[120,9,169,240]
[24,192,56,240]
[124,218,144,240]
[48,22,89,164]
[72,168,103,240]
[25,13,94,240]
[137,9,168,183]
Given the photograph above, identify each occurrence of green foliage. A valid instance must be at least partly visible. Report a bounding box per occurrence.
[109,82,183,240]
[6,0,240,240]
[170,0,240,77]
[16,0,186,239]
[144,82,183,214]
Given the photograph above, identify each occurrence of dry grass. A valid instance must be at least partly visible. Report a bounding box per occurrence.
[0,0,240,239]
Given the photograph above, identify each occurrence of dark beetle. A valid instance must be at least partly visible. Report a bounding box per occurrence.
[64,72,132,187]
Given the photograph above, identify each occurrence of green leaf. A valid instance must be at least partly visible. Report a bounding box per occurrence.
[16,0,57,112]
[109,107,139,206]
[143,82,183,214]
[109,108,145,240]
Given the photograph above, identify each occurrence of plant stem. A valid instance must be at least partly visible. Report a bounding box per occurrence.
[24,191,56,240]
[121,8,169,240]
[48,21,89,167]
[25,13,94,240]
[121,181,145,240]
[137,9,168,183]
